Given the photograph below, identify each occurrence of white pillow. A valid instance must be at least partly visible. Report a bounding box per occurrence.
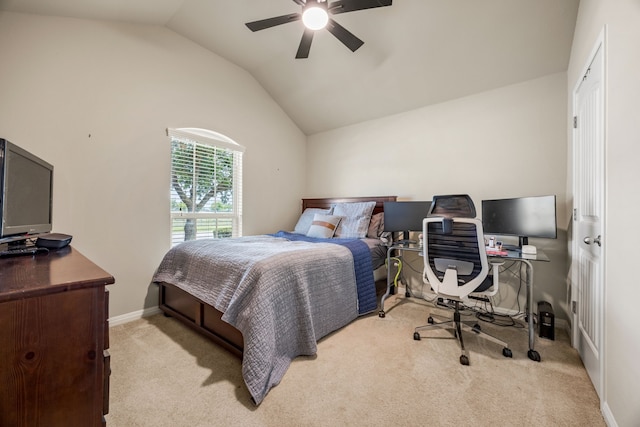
[294,208,331,234]
[332,201,376,238]
[306,214,342,238]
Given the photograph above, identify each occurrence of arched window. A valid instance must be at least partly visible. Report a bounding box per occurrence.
[167,128,244,245]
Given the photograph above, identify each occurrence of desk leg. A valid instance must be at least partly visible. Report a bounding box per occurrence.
[522,259,541,362]
[379,247,394,318]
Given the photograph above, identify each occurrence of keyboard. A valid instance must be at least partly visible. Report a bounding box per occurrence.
[0,246,49,258]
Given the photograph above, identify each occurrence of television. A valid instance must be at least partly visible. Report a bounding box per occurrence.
[0,138,54,247]
[383,201,432,243]
[481,195,557,248]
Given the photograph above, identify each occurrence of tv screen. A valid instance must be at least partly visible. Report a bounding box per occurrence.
[0,139,53,242]
[383,201,432,233]
[481,195,557,244]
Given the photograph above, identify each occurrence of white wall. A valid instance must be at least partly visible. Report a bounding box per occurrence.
[567,1,640,426]
[307,73,570,319]
[0,12,307,318]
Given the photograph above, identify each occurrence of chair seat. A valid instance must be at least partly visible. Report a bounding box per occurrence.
[431,274,494,295]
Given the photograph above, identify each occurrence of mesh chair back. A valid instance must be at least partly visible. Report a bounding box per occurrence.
[423,217,490,298]
[426,220,483,280]
[427,194,476,218]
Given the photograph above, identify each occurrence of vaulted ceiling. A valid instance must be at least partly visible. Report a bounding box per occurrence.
[0,0,580,135]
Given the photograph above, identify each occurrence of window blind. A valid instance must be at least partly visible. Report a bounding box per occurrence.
[167,128,243,245]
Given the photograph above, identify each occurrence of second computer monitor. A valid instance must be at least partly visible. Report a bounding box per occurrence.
[481,195,557,247]
[383,201,432,241]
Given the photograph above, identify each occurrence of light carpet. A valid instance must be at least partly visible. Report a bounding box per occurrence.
[107,293,605,426]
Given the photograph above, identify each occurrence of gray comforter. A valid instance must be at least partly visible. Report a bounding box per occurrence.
[152,235,366,404]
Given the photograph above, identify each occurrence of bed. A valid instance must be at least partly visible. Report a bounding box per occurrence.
[153,196,396,404]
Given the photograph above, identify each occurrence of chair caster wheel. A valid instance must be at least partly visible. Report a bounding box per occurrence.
[503,348,513,358]
[472,323,481,333]
[413,332,421,340]
[405,291,411,297]
[460,355,469,366]
[378,311,386,318]
[427,316,434,324]
[528,349,541,362]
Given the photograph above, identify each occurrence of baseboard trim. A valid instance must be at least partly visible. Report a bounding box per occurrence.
[487,305,569,331]
[109,306,161,327]
[424,293,570,333]
[601,401,618,427]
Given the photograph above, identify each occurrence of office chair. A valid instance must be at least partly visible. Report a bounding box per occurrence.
[427,194,477,219]
[414,195,512,365]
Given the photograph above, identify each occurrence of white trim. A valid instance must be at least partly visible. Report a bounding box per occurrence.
[601,402,618,427]
[109,306,162,327]
[167,127,245,153]
[486,305,570,332]
[404,286,570,333]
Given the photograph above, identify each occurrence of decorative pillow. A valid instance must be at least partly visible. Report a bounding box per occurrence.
[294,208,331,234]
[367,212,384,238]
[306,214,342,238]
[332,201,376,238]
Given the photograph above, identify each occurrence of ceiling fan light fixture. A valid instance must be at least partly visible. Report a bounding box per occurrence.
[245,0,392,58]
[302,6,329,30]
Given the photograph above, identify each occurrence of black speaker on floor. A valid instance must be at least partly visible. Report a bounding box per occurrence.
[538,301,555,340]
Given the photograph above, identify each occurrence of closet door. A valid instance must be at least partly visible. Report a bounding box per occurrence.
[572,35,605,399]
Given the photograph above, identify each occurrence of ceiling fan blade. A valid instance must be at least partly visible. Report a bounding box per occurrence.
[329,0,392,14]
[296,29,314,59]
[245,13,301,32]
[326,19,364,52]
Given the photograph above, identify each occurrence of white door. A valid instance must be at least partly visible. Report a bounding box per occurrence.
[572,37,605,398]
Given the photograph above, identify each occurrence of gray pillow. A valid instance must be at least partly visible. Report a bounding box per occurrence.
[367,212,384,238]
[333,201,376,238]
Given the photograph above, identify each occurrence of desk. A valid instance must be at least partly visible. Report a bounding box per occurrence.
[488,248,549,362]
[379,243,422,318]
[378,244,550,362]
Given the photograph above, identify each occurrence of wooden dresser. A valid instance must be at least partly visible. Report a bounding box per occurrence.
[0,246,115,427]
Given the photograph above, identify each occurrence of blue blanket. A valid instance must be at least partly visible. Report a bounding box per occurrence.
[271,231,378,314]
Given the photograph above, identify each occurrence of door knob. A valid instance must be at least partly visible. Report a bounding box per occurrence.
[583,235,602,247]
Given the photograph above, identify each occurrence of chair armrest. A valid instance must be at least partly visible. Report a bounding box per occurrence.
[484,261,504,297]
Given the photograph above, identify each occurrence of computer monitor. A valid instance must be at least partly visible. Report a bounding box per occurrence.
[481,195,557,248]
[0,139,54,246]
[383,201,431,243]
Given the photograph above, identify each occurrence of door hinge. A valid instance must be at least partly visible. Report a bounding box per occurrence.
[572,300,577,314]
[573,208,577,221]
[573,116,578,129]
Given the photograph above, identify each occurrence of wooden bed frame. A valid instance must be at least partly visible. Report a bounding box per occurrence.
[157,195,397,358]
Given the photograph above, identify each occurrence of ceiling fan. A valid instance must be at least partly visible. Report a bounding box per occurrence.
[245,0,392,59]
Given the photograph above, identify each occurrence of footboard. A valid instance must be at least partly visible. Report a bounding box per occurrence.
[158,282,243,358]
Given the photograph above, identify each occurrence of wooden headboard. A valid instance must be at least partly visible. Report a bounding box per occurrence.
[302,196,397,214]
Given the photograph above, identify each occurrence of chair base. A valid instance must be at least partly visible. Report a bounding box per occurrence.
[413,302,513,365]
